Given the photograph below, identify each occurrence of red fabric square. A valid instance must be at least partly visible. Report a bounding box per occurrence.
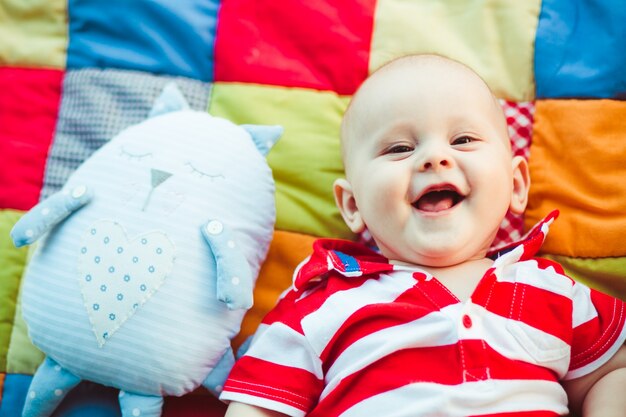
[0,67,63,210]
[214,0,376,95]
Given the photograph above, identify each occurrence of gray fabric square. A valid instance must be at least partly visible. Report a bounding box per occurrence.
[41,69,212,199]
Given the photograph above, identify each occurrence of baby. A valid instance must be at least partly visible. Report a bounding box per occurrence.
[220,54,626,416]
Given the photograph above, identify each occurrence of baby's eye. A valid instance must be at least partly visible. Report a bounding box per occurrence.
[386,144,414,154]
[185,162,225,181]
[451,136,474,145]
[119,147,153,161]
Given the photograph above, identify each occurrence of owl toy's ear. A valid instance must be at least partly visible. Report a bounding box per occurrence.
[148,83,191,118]
[241,124,283,157]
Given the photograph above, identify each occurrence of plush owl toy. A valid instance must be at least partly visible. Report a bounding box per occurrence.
[11,84,282,417]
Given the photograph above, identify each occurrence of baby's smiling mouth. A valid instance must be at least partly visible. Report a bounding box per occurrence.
[413,186,465,212]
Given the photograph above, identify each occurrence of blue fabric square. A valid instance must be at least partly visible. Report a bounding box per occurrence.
[0,374,31,417]
[535,0,626,98]
[66,0,219,81]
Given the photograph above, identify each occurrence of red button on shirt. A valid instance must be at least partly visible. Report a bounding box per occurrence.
[462,314,473,328]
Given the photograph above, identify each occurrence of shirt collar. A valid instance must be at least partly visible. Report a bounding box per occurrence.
[293,210,559,292]
[488,209,559,267]
[293,240,393,292]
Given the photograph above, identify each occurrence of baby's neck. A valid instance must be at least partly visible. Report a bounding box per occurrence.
[420,258,494,302]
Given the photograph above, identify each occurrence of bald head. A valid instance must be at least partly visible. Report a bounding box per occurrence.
[340,54,510,173]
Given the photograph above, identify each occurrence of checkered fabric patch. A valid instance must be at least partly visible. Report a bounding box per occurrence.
[492,100,535,249]
[40,69,211,200]
[501,100,534,160]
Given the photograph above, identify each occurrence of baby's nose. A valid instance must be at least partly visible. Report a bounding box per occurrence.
[418,150,453,172]
[421,158,450,171]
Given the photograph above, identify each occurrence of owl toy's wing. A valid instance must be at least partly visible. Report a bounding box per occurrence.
[201,219,254,310]
[11,185,93,247]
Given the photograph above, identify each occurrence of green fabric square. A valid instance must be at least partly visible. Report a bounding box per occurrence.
[7,279,45,374]
[0,210,30,372]
[209,83,355,240]
[545,255,626,301]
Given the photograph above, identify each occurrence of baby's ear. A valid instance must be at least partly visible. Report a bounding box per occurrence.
[510,155,530,215]
[333,178,366,233]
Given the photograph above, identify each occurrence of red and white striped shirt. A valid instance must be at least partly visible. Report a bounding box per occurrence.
[221,213,626,416]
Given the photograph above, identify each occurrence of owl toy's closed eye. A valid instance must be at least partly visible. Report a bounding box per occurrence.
[11,83,283,417]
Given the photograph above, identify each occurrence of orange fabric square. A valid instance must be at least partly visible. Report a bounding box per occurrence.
[233,230,317,350]
[525,100,626,258]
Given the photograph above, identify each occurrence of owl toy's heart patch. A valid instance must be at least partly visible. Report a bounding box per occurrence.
[78,220,175,346]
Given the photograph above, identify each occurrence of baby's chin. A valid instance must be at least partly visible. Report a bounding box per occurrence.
[391,258,467,269]
[375,230,495,268]
[389,246,491,269]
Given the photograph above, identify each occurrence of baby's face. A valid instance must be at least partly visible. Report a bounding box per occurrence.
[339,58,528,267]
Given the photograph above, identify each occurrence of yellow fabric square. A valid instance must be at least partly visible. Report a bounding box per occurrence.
[525,100,626,258]
[209,82,354,240]
[370,0,540,101]
[545,255,626,301]
[0,0,67,68]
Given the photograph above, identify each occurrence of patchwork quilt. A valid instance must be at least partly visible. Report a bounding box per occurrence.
[1,0,625,416]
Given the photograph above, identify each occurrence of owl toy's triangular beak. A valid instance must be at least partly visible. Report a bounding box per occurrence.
[142,169,173,211]
[151,169,172,188]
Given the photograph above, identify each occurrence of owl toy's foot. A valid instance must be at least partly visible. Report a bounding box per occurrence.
[202,347,235,397]
[22,357,81,417]
[118,390,164,417]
